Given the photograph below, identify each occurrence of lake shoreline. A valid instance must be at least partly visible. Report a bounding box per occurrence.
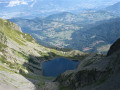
[41,57,80,77]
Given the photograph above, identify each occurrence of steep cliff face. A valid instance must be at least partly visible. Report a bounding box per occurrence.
[56,38,120,90]
[0,19,22,32]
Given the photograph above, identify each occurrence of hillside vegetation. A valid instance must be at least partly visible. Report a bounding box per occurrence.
[69,18,120,53]
[0,18,86,90]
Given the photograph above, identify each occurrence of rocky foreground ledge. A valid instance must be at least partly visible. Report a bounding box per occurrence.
[55,38,120,90]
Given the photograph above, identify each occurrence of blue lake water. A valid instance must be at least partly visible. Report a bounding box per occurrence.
[42,57,79,77]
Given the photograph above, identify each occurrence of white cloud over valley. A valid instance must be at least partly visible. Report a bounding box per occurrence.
[7,0,28,7]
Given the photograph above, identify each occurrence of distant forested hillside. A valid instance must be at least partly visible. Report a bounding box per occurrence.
[10,11,119,54]
[67,18,120,53]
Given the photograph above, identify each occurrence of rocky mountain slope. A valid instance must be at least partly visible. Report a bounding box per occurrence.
[56,38,120,90]
[0,18,85,90]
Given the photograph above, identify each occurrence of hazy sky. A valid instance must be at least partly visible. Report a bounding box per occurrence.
[0,0,120,18]
[0,0,119,7]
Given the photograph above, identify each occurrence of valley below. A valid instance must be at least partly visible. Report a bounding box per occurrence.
[10,10,120,54]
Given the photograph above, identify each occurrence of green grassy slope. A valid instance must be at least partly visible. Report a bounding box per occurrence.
[0,18,86,89]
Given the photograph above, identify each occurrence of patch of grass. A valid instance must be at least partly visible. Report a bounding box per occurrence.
[11,48,29,61]
[65,54,88,61]
[0,32,7,43]
[0,56,6,63]
[0,19,26,45]
[38,51,49,57]
[20,82,25,84]
[50,49,87,61]
[0,42,7,52]
[0,72,16,83]
[0,55,28,73]
[0,65,13,73]
[10,78,16,82]
[22,33,37,43]
[0,55,16,69]
[3,79,18,88]
[37,81,45,87]
[50,49,57,54]
[21,73,55,81]
[59,84,73,90]
[3,26,25,45]
[3,79,8,85]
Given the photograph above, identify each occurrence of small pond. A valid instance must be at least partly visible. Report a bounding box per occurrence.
[42,57,79,77]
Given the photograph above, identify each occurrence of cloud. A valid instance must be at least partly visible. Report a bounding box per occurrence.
[30,0,36,7]
[7,0,28,7]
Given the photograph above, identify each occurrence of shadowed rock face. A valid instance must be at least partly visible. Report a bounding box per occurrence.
[107,38,120,56]
[56,38,120,90]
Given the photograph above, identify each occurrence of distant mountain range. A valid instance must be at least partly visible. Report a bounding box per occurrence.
[68,18,120,53]
[8,1,120,54]
[0,0,120,19]
[10,9,118,53]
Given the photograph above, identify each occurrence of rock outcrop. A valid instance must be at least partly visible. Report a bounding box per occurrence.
[56,39,120,90]
[10,22,22,32]
[107,38,120,56]
[0,32,7,44]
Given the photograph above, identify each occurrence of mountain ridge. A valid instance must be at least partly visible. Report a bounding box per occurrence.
[104,2,120,16]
